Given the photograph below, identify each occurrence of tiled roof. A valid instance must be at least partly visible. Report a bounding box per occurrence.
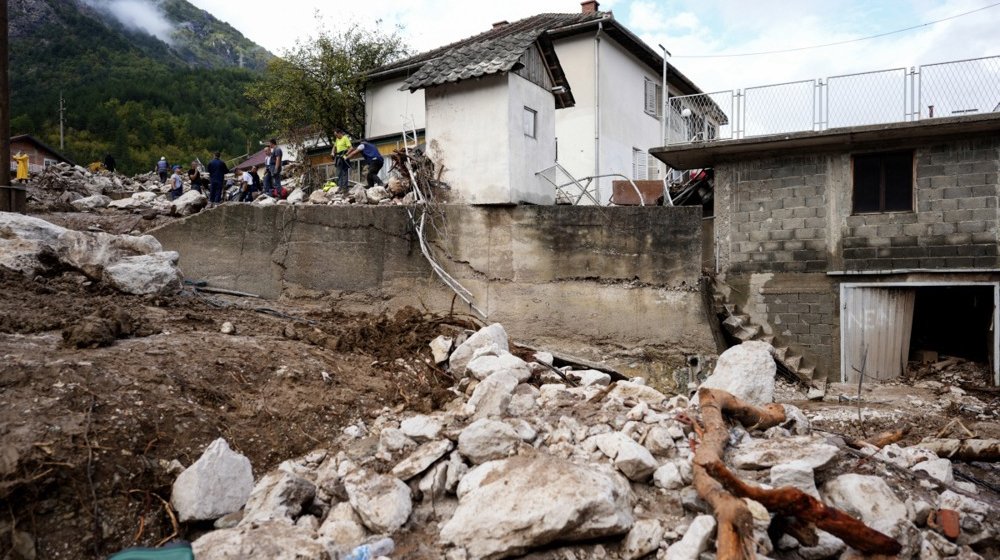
[372,13,605,80]
[402,31,544,91]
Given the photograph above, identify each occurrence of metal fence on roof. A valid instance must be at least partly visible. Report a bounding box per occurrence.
[663,54,1000,145]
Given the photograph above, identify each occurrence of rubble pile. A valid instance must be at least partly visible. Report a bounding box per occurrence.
[0,213,182,295]
[27,162,142,211]
[175,326,999,560]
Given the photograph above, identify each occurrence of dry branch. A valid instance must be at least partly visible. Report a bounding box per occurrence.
[693,388,786,560]
[701,460,902,556]
[693,388,903,558]
[917,438,1000,461]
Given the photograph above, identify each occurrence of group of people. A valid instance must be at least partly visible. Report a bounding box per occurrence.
[157,131,387,205]
[161,139,285,204]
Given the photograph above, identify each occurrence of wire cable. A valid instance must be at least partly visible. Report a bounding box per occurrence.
[672,1,1000,58]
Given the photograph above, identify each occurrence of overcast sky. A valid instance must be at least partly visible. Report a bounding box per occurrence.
[187,0,1000,93]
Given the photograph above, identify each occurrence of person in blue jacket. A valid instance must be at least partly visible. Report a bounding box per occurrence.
[343,140,384,188]
[206,151,229,204]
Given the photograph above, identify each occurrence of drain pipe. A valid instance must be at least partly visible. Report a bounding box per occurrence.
[593,21,603,203]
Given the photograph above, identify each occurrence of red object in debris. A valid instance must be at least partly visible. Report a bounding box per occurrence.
[928,508,961,540]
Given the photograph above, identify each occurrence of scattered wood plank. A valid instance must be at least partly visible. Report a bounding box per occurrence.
[846,427,910,450]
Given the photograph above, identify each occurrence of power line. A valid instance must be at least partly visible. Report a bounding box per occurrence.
[672,1,1000,59]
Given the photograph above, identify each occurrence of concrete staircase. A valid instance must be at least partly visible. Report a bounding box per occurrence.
[712,288,826,398]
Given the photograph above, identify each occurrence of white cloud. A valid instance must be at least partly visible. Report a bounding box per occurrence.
[83,0,175,44]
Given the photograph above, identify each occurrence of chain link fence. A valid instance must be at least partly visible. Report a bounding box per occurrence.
[663,54,1000,145]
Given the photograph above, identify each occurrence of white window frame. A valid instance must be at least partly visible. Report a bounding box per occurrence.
[644,78,662,118]
[43,158,57,168]
[632,147,647,180]
[523,106,537,139]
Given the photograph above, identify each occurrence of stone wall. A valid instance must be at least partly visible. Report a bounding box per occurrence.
[151,204,717,386]
[714,135,1000,380]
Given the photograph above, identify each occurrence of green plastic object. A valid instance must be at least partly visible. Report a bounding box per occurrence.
[107,542,194,560]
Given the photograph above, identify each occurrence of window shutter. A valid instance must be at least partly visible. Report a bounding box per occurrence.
[644,80,656,115]
[646,153,661,180]
[633,148,647,180]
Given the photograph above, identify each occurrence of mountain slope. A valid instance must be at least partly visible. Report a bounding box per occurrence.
[8,0,272,174]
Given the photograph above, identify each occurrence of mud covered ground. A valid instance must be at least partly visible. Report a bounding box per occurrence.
[0,264,466,559]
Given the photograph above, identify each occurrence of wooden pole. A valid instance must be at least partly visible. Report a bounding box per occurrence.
[0,0,10,188]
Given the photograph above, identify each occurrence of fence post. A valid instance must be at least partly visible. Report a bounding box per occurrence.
[916,65,923,120]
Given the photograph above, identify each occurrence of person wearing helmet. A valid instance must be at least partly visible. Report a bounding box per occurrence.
[156,156,169,183]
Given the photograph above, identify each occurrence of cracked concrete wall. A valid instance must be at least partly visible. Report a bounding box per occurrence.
[151,204,716,382]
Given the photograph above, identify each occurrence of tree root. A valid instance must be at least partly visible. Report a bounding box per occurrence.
[693,388,903,559]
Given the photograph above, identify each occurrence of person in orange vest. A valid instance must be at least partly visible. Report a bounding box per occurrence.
[13,152,30,182]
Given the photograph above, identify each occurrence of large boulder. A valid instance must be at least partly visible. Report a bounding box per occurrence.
[467,371,518,419]
[449,324,509,375]
[366,185,390,203]
[821,474,908,537]
[102,252,183,295]
[391,439,454,480]
[440,454,634,559]
[193,521,327,560]
[171,189,207,216]
[239,470,317,525]
[344,469,412,533]
[731,436,839,470]
[466,352,531,383]
[697,340,776,405]
[170,439,254,522]
[70,194,111,211]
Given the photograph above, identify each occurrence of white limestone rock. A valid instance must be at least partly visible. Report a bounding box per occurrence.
[102,251,183,295]
[239,470,317,525]
[458,418,520,464]
[170,438,254,522]
[607,381,666,405]
[308,189,330,204]
[567,369,612,387]
[697,340,776,405]
[467,371,518,419]
[593,432,657,481]
[348,184,368,204]
[449,324,509,375]
[429,335,454,364]
[366,185,390,202]
[344,469,412,533]
[653,462,685,490]
[912,458,954,485]
[317,502,367,547]
[770,460,820,499]
[286,187,305,204]
[440,454,633,559]
[171,189,207,216]
[399,415,443,442]
[665,515,716,560]
[466,352,531,383]
[821,474,908,537]
[731,436,839,470]
[643,426,677,456]
[193,521,328,560]
[71,194,112,211]
[379,427,417,454]
[391,439,454,481]
[621,519,665,560]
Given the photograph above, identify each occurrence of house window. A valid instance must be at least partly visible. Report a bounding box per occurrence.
[43,158,57,168]
[644,79,662,118]
[523,107,537,138]
[852,150,914,213]
[632,148,647,179]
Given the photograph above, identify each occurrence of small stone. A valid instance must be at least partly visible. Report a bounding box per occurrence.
[732,436,839,470]
[664,515,716,560]
[344,470,412,533]
[171,438,254,522]
[653,462,685,490]
[821,474,907,537]
[621,519,664,560]
[911,458,954,485]
[391,439,454,481]
[449,324,509,375]
[400,415,443,442]
[379,427,416,454]
[594,432,656,481]
[220,321,235,335]
[318,502,367,547]
[430,336,453,364]
[467,371,518,419]
[607,381,667,405]
[533,351,554,365]
[466,352,531,382]
[240,470,317,525]
[643,426,676,456]
[568,369,612,387]
[458,418,521,464]
[770,460,820,499]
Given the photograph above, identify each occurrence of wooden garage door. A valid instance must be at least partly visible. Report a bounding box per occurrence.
[843,287,915,382]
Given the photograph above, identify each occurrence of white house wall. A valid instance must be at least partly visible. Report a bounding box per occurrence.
[552,35,598,195]
[365,78,426,139]
[507,73,557,205]
[425,74,511,204]
[596,39,665,203]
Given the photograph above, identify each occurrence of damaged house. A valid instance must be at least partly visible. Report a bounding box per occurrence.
[363,0,706,204]
[655,60,1000,390]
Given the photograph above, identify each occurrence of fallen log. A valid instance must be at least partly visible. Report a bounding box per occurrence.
[845,427,910,450]
[694,388,902,558]
[916,438,1000,461]
[701,460,902,556]
[693,388,786,560]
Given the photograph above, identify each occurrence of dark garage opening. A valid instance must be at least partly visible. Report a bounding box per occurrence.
[910,285,995,363]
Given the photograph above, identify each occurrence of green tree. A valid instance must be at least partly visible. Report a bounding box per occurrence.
[246,22,409,146]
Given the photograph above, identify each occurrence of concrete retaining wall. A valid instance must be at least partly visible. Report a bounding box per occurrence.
[151,204,716,385]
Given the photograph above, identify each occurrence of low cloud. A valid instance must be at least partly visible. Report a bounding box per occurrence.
[82,0,176,44]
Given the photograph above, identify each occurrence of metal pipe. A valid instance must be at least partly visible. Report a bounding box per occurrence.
[658,44,671,146]
[593,22,603,203]
[0,0,9,188]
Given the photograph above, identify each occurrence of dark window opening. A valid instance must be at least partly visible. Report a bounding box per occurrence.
[852,150,913,213]
[910,286,994,363]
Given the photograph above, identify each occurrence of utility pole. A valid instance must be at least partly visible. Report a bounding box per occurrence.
[59,92,65,150]
[1,0,10,188]
[658,43,672,147]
